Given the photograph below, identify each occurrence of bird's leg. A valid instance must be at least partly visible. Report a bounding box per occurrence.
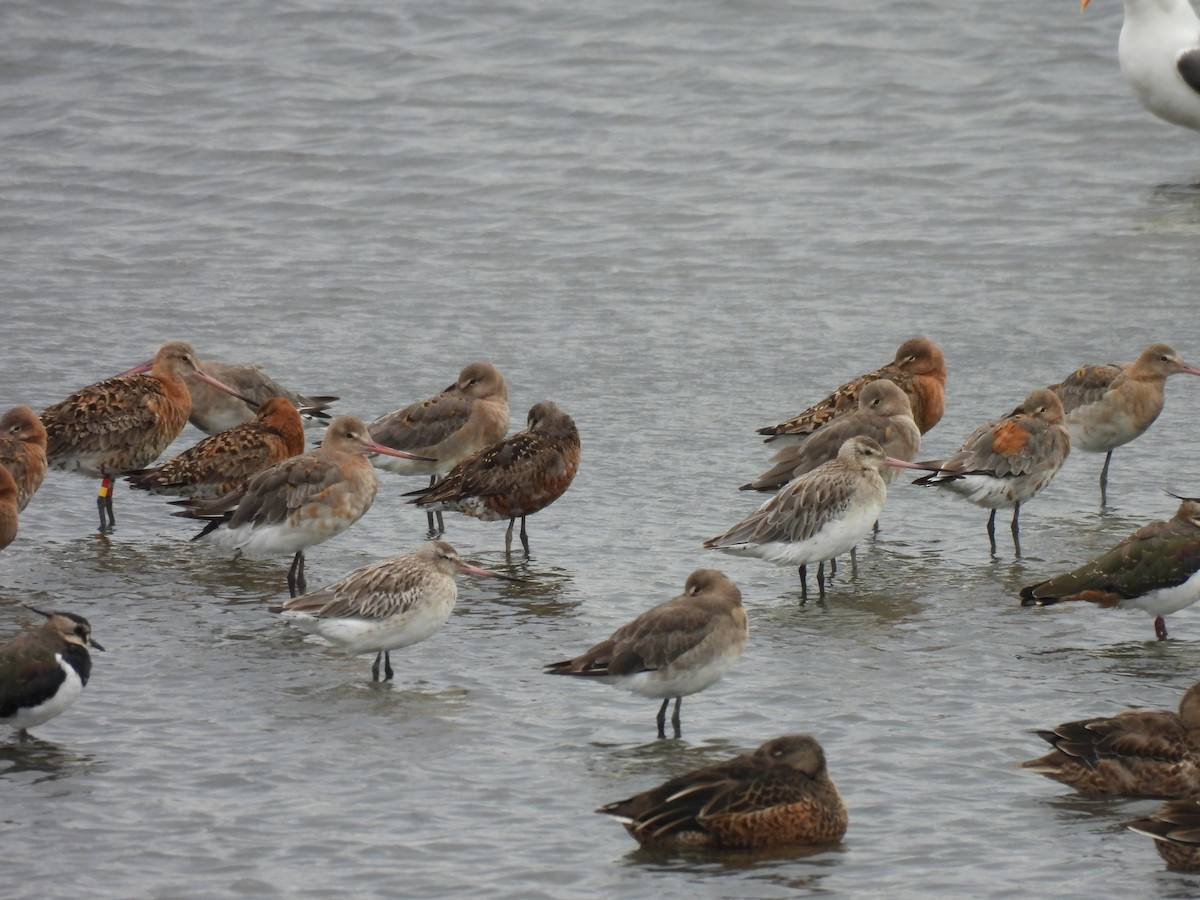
[1156,616,1169,641]
[97,477,115,531]
[986,510,997,556]
[372,651,383,682]
[798,565,808,601]
[504,518,515,556]
[670,697,682,739]
[850,545,858,577]
[827,558,836,579]
[1010,503,1021,557]
[288,552,306,598]
[656,698,670,739]
[384,650,394,681]
[1099,451,1113,508]
[817,562,826,598]
[425,476,439,535]
[519,516,530,558]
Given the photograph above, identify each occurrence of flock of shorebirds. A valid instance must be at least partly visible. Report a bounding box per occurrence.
[4,332,1200,857]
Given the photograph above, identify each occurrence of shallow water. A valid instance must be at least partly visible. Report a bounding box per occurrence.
[3,0,1200,896]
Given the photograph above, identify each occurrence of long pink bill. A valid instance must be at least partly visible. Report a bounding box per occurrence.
[885,457,934,472]
[458,560,525,583]
[364,438,437,463]
[1180,362,1200,377]
[117,358,260,409]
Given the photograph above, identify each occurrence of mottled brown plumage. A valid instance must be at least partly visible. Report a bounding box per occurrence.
[0,466,18,551]
[545,569,748,739]
[1126,800,1200,871]
[0,406,47,512]
[1019,682,1200,799]
[1049,343,1200,506]
[41,341,249,528]
[126,397,306,499]
[271,540,511,681]
[757,337,946,445]
[597,735,848,849]
[406,401,580,556]
[187,359,338,435]
[743,380,920,492]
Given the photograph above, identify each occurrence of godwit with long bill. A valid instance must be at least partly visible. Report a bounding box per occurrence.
[369,361,509,534]
[706,436,924,600]
[173,415,431,597]
[912,388,1070,556]
[1048,343,1200,506]
[41,341,253,530]
[126,396,306,500]
[271,539,514,682]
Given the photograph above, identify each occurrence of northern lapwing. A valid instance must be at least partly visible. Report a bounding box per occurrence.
[1020,495,1200,640]
[1,607,103,739]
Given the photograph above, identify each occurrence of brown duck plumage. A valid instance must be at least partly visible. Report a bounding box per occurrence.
[1126,799,1200,871]
[597,734,848,849]
[1019,682,1200,799]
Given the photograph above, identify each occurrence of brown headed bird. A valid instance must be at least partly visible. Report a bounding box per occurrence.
[597,734,847,850]
[370,362,509,534]
[757,337,946,445]
[41,341,251,530]
[1049,343,1200,506]
[0,406,47,512]
[126,397,306,500]
[406,401,580,557]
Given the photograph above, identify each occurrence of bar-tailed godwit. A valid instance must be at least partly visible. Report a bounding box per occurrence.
[757,337,946,445]
[706,436,924,599]
[406,401,579,557]
[1020,495,1200,640]
[597,734,847,849]
[545,568,747,739]
[173,415,430,597]
[1049,343,1200,506]
[186,359,338,435]
[912,388,1069,556]
[370,362,509,534]
[271,539,512,681]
